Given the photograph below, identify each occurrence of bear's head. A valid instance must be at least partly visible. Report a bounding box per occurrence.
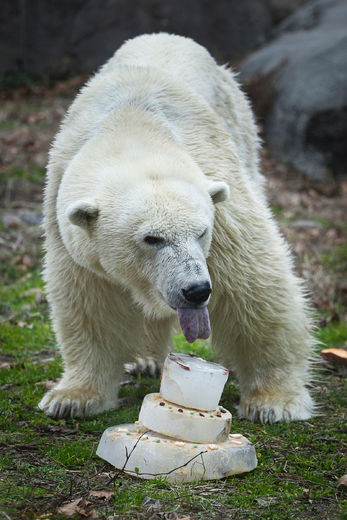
[57,154,229,342]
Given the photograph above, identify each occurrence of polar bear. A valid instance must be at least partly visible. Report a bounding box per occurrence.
[39,33,314,423]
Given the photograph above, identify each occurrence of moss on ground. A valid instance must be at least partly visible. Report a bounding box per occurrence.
[0,260,346,520]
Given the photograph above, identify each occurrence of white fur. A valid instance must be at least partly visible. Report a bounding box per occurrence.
[39,33,314,423]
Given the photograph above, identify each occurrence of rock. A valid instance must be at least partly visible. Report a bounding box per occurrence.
[20,211,42,226]
[239,0,347,182]
[0,0,305,80]
[290,220,323,230]
[142,497,162,512]
[1,213,21,228]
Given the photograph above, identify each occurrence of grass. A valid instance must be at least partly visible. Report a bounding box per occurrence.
[1,164,46,184]
[0,264,346,519]
[321,244,347,272]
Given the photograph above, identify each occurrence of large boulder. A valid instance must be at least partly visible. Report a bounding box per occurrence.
[239,0,347,182]
[0,0,306,80]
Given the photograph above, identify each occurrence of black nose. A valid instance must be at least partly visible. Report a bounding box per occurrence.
[182,282,212,305]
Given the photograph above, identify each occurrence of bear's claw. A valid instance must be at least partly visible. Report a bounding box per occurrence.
[237,389,314,424]
[38,387,115,419]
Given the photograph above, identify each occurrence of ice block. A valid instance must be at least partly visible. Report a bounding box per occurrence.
[160,353,229,411]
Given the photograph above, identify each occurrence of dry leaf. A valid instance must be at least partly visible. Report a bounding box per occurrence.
[337,474,347,489]
[57,498,84,516]
[89,490,113,499]
[36,379,59,390]
[16,319,33,329]
[57,498,96,517]
[89,489,113,500]
[23,288,45,304]
[0,362,12,370]
[321,348,347,366]
[142,496,161,512]
[21,254,32,267]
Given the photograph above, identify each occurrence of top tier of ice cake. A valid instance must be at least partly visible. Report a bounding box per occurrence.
[160,353,229,411]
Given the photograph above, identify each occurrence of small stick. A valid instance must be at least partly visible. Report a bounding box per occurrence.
[107,430,150,485]
[125,449,208,477]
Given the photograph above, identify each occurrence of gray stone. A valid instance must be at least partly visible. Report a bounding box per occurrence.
[20,211,42,226]
[1,213,21,228]
[290,219,323,229]
[239,0,347,182]
[0,0,305,79]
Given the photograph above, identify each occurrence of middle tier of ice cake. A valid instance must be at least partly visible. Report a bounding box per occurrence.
[139,393,232,443]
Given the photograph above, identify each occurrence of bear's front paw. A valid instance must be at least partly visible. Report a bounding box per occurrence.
[238,388,314,424]
[38,386,117,419]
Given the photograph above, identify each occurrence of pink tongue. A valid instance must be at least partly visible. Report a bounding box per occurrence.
[177,307,211,343]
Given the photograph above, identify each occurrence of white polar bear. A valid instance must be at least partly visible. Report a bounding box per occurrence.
[39,33,314,423]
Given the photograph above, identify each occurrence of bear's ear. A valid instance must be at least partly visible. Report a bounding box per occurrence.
[66,200,99,228]
[207,181,230,204]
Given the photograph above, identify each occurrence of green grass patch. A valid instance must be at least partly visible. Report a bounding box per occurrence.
[316,320,347,347]
[271,204,284,217]
[2,163,45,184]
[0,261,346,519]
[0,119,17,131]
[173,333,215,360]
[321,243,347,272]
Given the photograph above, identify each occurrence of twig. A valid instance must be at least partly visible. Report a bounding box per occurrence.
[107,430,150,485]
[106,430,208,482]
[125,449,208,477]
[189,450,207,480]
[121,431,150,472]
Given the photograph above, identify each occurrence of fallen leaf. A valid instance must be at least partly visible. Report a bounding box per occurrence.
[337,474,347,490]
[36,379,59,390]
[19,273,33,282]
[256,426,267,434]
[21,254,32,268]
[0,362,12,370]
[89,490,113,499]
[27,113,44,124]
[321,348,347,366]
[57,498,83,516]
[142,496,162,512]
[255,497,278,506]
[23,288,46,304]
[57,498,96,517]
[17,321,27,328]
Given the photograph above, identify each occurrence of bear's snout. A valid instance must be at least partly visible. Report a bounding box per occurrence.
[182,282,211,305]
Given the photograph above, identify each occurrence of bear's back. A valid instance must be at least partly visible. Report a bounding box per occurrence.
[102,34,260,183]
[102,33,219,109]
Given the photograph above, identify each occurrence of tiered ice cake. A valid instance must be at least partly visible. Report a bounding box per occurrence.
[97,353,257,482]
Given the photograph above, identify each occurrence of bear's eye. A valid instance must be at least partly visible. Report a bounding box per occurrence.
[144,235,165,246]
[198,228,207,240]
